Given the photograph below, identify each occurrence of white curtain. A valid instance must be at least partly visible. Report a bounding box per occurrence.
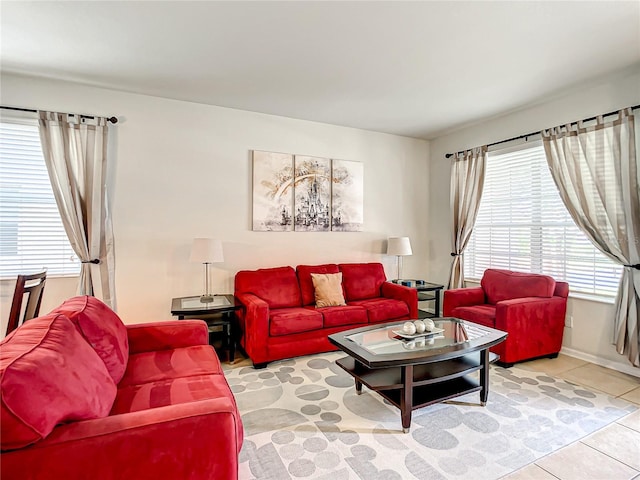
[38,111,116,308]
[542,108,639,367]
[449,146,487,289]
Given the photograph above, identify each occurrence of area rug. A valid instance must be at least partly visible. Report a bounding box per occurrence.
[223,352,636,480]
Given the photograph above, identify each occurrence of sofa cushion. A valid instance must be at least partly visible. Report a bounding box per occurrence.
[311,272,347,307]
[269,308,323,336]
[348,298,410,323]
[235,266,302,308]
[119,345,222,388]
[0,313,116,450]
[317,305,368,328]
[481,269,556,305]
[296,264,340,306]
[51,295,129,383]
[111,374,234,415]
[450,305,497,328]
[339,263,386,301]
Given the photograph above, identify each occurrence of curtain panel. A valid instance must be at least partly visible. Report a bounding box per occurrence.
[542,108,639,367]
[38,111,116,308]
[449,146,487,289]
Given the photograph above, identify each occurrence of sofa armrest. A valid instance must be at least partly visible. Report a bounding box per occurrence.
[235,292,270,364]
[381,282,418,318]
[127,320,209,354]
[1,397,243,480]
[495,296,567,357]
[443,287,485,315]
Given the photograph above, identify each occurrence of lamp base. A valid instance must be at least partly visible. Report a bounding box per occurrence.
[200,294,214,303]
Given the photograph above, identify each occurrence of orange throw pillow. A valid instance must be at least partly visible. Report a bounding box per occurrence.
[311,272,347,308]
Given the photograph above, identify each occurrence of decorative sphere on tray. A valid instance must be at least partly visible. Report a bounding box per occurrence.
[402,322,417,335]
[413,320,426,334]
[424,319,435,332]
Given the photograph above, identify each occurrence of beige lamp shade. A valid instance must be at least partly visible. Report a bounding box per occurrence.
[189,238,224,264]
[387,236,412,280]
[387,237,412,256]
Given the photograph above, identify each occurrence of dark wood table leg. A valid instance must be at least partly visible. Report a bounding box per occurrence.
[401,365,414,433]
[223,312,236,364]
[354,360,364,395]
[434,289,441,317]
[355,380,363,395]
[227,315,236,364]
[480,348,490,406]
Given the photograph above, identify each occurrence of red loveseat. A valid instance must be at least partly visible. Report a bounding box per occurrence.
[443,269,569,366]
[0,296,243,480]
[234,262,418,367]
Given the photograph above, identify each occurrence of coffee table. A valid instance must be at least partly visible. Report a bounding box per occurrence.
[328,318,507,432]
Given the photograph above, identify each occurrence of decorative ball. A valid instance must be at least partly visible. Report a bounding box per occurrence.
[424,319,435,332]
[402,322,417,335]
[413,320,426,334]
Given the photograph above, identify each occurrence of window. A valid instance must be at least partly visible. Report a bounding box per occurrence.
[0,116,79,278]
[464,141,622,298]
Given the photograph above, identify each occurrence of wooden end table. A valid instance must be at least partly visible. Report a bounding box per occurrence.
[391,279,444,317]
[171,294,241,363]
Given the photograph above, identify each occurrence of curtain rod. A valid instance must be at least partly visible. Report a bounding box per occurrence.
[445,104,640,159]
[0,105,118,124]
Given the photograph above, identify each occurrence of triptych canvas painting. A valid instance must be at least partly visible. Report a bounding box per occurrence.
[252,150,363,232]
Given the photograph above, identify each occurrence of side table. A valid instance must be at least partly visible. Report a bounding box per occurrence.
[171,294,241,363]
[391,279,444,318]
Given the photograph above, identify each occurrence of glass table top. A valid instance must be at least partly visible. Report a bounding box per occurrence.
[179,295,232,309]
[344,319,490,356]
[391,279,443,289]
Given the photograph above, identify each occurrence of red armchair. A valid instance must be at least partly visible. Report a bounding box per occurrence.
[443,269,569,366]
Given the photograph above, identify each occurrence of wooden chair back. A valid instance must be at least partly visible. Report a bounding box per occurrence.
[6,271,47,335]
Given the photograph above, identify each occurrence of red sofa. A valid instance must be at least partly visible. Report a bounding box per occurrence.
[234,262,418,367]
[0,296,243,480]
[443,269,569,366]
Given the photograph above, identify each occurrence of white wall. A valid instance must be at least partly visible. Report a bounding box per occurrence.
[0,73,429,328]
[428,66,640,375]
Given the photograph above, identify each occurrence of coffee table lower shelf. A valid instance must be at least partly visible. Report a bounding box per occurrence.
[335,351,498,432]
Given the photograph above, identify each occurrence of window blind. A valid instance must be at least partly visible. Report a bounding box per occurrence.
[0,119,79,278]
[464,142,622,297]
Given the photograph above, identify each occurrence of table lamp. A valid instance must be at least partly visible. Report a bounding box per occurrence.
[190,238,224,303]
[387,236,412,280]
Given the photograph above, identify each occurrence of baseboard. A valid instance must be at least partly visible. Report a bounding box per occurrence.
[560,347,640,379]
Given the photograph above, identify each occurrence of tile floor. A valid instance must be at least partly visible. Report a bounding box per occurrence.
[502,354,640,480]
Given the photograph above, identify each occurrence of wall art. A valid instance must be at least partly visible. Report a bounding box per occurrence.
[294,155,331,232]
[252,150,363,232]
[331,159,364,232]
[252,151,293,231]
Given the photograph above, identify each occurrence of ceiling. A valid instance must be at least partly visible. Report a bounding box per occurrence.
[1,1,639,140]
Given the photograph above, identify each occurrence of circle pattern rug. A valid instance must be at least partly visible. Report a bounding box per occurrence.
[223,352,636,479]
